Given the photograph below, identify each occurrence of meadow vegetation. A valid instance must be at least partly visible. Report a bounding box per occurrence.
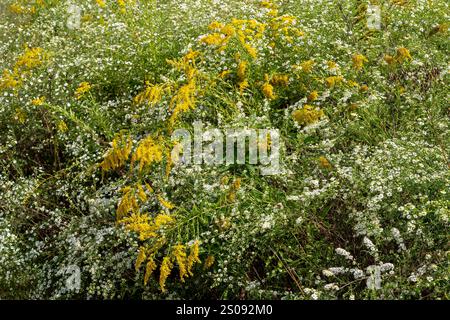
[0,0,448,299]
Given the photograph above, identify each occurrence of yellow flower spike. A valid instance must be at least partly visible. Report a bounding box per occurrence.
[327,60,338,70]
[187,240,201,276]
[100,132,132,172]
[75,81,92,99]
[57,120,68,133]
[14,108,26,124]
[260,1,276,9]
[169,79,197,125]
[15,47,44,69]
[208,21,224,30]
[268,9,278,17]
[384,54,395,65]
[144,258,157,286]
[307,91,319,102]
[137,184,147,202]
[360,84,369,92]
[347,80,359,88]
[135,247,147,272]
[131,135,164,172]
[31,96,45,106]
[262,81,276,100]
[96,0,106,8]
[292,104,325,126]
[219,70,231,78]
[237,61,248,81]
[203,256,215,269]
[437,23,448,34]
[158,195,175,210]
[233,177,242,190]
[116,190,139,220]
[134,82,164,106]
[200,33,227,46]
[145,182,154,194]
[153,213,175,228]
[318,156,332,169]
[270,74,289,86]
[159,256,173,292]
[0,69,21,90]
[244,44,258,59]
[172,244,188,282]
[238,79,249,95]
[395,47,412,63]
[119,212,163,241]
[299,59,315,73]
[325,76,344,88]
[352,53,368,71]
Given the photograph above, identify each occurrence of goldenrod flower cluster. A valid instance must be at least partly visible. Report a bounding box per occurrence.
[292,104,325,126]
[99,132,133,172]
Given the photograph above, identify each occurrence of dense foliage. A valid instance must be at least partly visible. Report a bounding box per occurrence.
[0,0,448,299]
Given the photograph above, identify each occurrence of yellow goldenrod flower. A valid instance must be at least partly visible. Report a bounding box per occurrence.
[135,247,147,272]
[116,190,140,220]
[437,23,448,33]
[0,69,21,90]
[292,104,324,126]
[203,255,215,269]
[137,184,147,202]
[238,79,249,95]
[14,108,26,124]
[262,75,276,100]
[159,256,173,292]
[208,21,225,30]
[96,0,106,8]
[144,258,157,285]
[237,61,247,81]
[318,156,332,169]
[15,47,44,69]
[347,80,359,88]
[134,82,165,106]
[352,54,368,71]
[395,47,412,63]
[31,96,45,106]
[120,212,156,240]
[183,50,201,64]
[384,54,395,65]
[187,240,201,276]
[75,81,92,99]
[153,213,175,229]
[271,74,289,86]
[57,120,68,133]
[260,0,276,9]
[169,80,197,126]
[131,135,164,172]
[262,82,275,100]
[158,195,175,210]
[327,60,338,70]
[219,70,231,78]
[172,244,188,282]
[244,43,258,59]
[325,76,344,88]
[307,91,319,102]
[299,59,314,73]
[9,4,26,14]
[200,33,227,46]
[100,132,133,172]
